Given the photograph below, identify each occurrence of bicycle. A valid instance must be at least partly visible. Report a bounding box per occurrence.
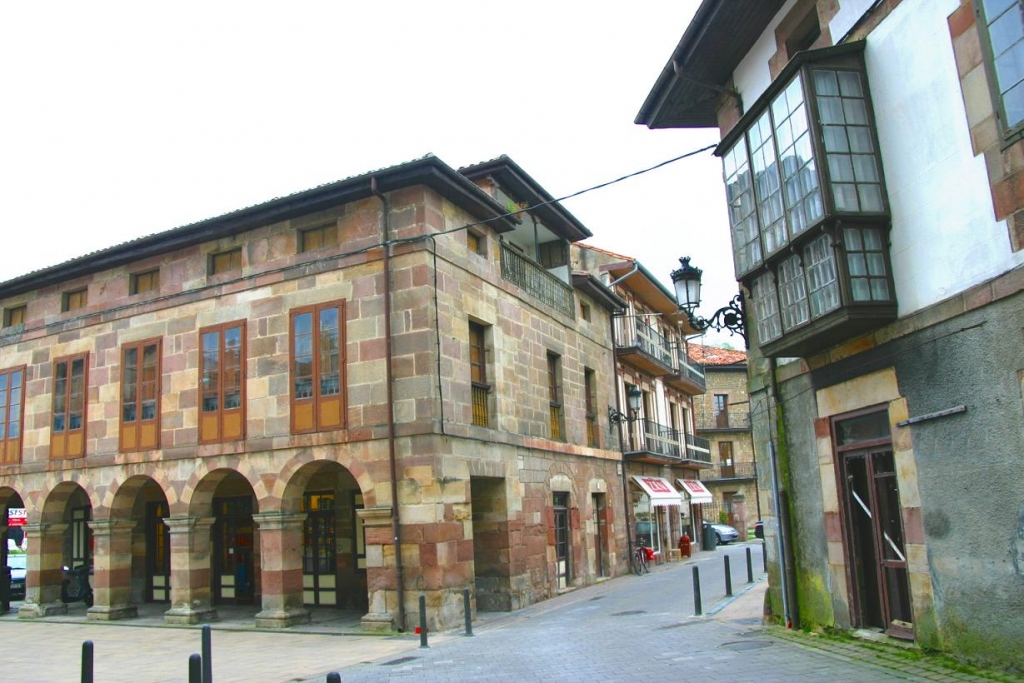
[633,545,651,575]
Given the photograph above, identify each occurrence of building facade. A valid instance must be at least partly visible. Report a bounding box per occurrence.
[638,0,1024,669]
[0,154,631,631]
[690,345,759,535]
[575,246,713,558]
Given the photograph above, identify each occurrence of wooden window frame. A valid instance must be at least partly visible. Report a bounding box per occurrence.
[547,352,564,441]
[290,299,347,434]
[209,248,242,276]
[469,321,490,428]
[584,367,598,448]
[120,338,162,453]
[976,0,1024,145]
[199,321,247,444]
[51,353,88,459]
[299,224,338,253]
[3,305,26,328]
[130,269,160,295]
[62,288,88,313]
[467,229,486,256]
[0,366,26,465]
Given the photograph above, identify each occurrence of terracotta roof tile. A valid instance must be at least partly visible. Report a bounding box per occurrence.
[688,343,747,366]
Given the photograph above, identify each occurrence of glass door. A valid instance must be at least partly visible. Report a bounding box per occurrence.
[302,491,337,606]
[213,496,254,604]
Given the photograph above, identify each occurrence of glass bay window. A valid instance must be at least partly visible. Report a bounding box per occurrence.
[718,43,896,357]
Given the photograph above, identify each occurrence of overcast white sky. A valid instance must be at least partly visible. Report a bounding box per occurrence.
[0,1,742,347]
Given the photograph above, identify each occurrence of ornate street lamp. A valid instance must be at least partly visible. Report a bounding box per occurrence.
[670,257,746,339]
[608,385,642,425]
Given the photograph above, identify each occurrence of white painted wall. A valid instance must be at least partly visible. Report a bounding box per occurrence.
[728,0,1024,315]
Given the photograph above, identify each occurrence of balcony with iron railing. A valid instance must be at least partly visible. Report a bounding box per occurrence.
[701,461,758,482]
[695,409,751,432]
[614,317,674,376]
[500,242,575,319]
[664,349,706,395]
[623,418,712,468]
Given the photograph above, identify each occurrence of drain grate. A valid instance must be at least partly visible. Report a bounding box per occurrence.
[381,656,419,666]
[610,610,646,617]
[720,640,772,651]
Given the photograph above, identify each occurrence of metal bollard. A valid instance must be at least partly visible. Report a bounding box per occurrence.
[326,674,341,683]
[463,588,473,637]
[82,640,94,683]
[746,547,754,583]
[419,594,429,648]
[189,654,202,683]
[762,541,767,570]
[692,565,702,616]
[202,624,213,683]
[724,555,733,597]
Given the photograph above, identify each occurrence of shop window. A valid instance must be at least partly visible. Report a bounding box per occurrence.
[52,353,88,458]
[121,338,161,452]
[199,321,246,443]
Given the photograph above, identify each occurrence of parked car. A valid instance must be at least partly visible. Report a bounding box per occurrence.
[708,522,739,545]
[753,520,764,539]
[7,553,26,600]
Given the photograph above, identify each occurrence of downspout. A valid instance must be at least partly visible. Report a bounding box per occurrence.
[371,177,407,632]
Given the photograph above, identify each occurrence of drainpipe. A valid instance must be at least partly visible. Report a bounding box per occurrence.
[611,310,635,571]
[371,177,407,632]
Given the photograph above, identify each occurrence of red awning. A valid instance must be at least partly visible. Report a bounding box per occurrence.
[632,476,683,507]
[677,478,713,505]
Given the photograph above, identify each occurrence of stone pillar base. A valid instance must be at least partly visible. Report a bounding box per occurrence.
[360,612,395,632]
[87,604,139,621]
[164,606,218,625]
[18,602,68,618]
[255,608,311,629]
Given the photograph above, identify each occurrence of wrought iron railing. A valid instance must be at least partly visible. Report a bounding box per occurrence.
[702,461,758,481]
[672,353,706,391]
[695,409,751,431]
[613,317,674,368]
[629,419,712,464]
[684,432,712,462]
[500,242,575,318]
[472,384,490,427]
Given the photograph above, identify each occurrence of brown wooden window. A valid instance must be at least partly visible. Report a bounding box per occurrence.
[121,339,161,452]
[291,300,346,434]
[467,230,486,256]
[547,352,564,441]
[3,305,26,328]
[584,367,598,447]
[0,366,26,465]
[63,288,88,312]
[210,249,242,275]
[538,241,567,269]
[579,301,591,322]
[713,394,729,428]
[300,224,337,253]
[469,321,490,427]
[52,353,88,458]
[130,269,160,295]
[200,321,246,444]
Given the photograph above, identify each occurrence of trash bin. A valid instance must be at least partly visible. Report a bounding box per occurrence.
[701,522,718,551]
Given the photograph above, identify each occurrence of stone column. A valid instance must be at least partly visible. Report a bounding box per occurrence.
[252,511,309,628]
[87,519,138,620]
[359,507,395,632]
[18,523,68,618]
[163,515,217,625]
[733,494,748,541]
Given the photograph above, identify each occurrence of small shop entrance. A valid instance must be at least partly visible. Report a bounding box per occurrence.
[302,491,337,606]
[212,496,254,605]
[145,501,170,602]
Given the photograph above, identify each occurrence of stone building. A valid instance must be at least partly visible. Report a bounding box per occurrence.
[637,0,1024,669]
[574,245,711,560]
[0,154,629,632]
[690,344,759,535]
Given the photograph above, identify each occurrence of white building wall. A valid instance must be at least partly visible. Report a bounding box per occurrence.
[728,0,1024,316]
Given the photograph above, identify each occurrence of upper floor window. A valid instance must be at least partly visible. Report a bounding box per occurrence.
[547,353,564,441]
[130,269,160,295]
[0,367,25,465]
[977,0,1024,138]
[584,368,598,447]
[63,288,87,313]
[290,300,346,434]
[713,394,729,428]
[121,338,161,452]
[52,353,88,458]
[469,321,490,428]
[299,224,337,253]
[467,229,486,256]
[3,305,26,328]
[200,321,246,444]
[210,248,242,276]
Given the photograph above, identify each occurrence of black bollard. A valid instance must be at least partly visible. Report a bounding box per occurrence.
[463,588,473,637]
[189,654,202,683]
[419,594,429,648]
[724,555,733,597]
[762,541,767,571]
[327,674,341,683]
[746,547,754,583]
[202,624,213,683]
[81,640,94,683]
[692,565,702,616]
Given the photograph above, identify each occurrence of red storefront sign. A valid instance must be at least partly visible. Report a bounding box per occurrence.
[7,508,27,527]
